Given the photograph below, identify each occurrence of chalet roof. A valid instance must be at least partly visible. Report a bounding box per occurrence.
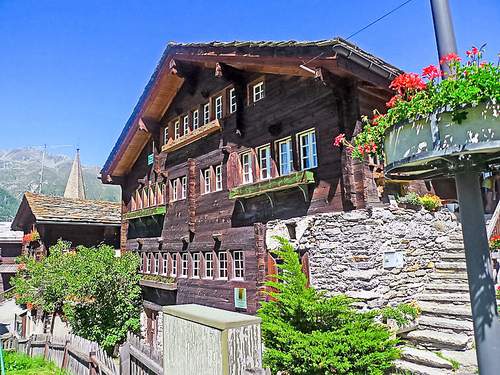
[101,38,403,180]
[0,222,22,244]
[11,192,121,230]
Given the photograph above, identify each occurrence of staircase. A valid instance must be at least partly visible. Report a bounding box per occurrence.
[394,244,478,375]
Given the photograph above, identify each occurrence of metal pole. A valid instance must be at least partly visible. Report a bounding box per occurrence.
[430,1,500,373]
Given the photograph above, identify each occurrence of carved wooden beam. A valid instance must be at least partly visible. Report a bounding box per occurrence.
[214,62,246,86]
[169,59,199,95]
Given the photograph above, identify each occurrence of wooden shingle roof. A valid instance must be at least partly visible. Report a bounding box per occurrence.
[19,192,121,226]
[0,222,22,243]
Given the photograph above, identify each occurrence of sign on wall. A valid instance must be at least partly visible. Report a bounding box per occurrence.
[234,288,247,309]
[147,153,154,166]
[383,251,404,269]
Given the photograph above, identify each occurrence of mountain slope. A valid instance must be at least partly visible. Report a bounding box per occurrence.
[0,148,120,221]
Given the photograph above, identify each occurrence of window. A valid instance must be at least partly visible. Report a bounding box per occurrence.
[162,254,168,275]
[171,254,177,277]
[299,129,318,170]
[233,251,244,279]
[229,88,237,113]
[241,152,253,184]
[215,95,223,119]
[218,251,228,279]
[215,164,223,191]
[174,120,180,139]
[181,176,187,199]
[146,253,152,273]
[192,253,200,278]
[278,138,294,175]
[140,253,145,272]
[205,252,214,278]
[258,145,271,180]
[203,103,210,125]
[181,253,189,277]
[192,110,199,130]
[163,128,169,145]
[154,253,159,274]
[202,168,212,194]
[171,179,178,202]
[252,81,264,103]
[183,115,189,135]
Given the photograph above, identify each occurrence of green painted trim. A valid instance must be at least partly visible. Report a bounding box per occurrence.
[229,170,315,199]
[123,206,166,220]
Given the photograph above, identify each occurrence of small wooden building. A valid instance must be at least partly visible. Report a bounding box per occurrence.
[0,222,22,296]
[100,38,423,348]
[11,192,121,256]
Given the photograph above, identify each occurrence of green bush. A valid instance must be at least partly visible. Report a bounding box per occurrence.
[258,237,415,375]
[397,192,421,206]
[418,194,442,212]
[4,351,69,374]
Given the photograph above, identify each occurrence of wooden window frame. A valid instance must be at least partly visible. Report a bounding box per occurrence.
[192,109,200,130]
[183,115,190,136]
[163,128,169,145]
[203,103,211,125]
[214,95,224,120]
[201,167,212,195]
[248,78,265,105]
[174,119,181,140]
[257,144,272,181]
[140,253,145,273]
[215,164,223,192]
[229,87,237,114]
[232,250,245,280]
[240,151,254,185]
[161,254,168,276]
[154,253,159,274]
[181,253,189,278]
[192,252,200,279]
[146,253,152,273]
[181,176,187,199]
[217,251,228,280]
[204,252,214,279]
[276,137,294,176]
[297,128,318,170]
[171,253,177,277]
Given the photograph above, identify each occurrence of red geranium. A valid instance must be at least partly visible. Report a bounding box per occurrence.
[333,133,346,147]
[422,64,441,80]
[386,95,401,108]
[439,52,461,65]
[466,47,479,57]
[389,73,426,95]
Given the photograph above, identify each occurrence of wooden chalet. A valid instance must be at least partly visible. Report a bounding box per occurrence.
[0,222,22,296]
[100,38,415,346]
[11,192,121,257]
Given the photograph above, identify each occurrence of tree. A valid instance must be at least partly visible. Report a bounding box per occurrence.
[258,237,417,375]
[12,240,142,353]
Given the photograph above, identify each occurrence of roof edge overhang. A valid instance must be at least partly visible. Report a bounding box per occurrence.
[101,38,402,182]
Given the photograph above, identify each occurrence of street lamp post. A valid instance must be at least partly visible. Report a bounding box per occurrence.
[430,1,500,373]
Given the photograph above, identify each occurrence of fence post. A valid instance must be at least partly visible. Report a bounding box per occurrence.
[61,338,70,370]
[43,335,50,360]
[119,341,130,375]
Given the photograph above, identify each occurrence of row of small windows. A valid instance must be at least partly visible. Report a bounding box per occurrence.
[140,250,245,280]
[164,80,265,144]
[240,128,318,185]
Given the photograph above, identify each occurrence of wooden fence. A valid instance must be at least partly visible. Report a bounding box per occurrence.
[2,333,118,375]
[119,332,163,375]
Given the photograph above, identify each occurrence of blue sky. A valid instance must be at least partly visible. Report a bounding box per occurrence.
[0,0,498,166]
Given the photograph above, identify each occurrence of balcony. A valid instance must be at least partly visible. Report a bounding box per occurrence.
[124,206,166,220]
[229,170,315,200]
[161,119,222,153]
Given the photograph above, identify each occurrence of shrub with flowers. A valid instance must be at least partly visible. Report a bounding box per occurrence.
[490,235,500,251]
[333,46,500,160]
[22,230,40,245]
[418,193,442,212]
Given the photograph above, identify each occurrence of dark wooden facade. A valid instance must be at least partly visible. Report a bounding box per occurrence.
[102,39,406,322]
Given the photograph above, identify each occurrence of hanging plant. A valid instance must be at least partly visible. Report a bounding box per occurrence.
[22,230,40,245]
[334,46,500,160]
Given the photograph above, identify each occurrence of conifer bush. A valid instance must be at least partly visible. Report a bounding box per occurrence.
[258,237,417,375]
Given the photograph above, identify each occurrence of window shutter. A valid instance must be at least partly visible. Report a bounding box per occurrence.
[226,152,242,189]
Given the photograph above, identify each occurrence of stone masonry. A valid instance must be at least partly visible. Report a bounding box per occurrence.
[266,207,478,374]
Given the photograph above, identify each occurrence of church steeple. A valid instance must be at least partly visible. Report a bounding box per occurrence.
[64,149,86,200]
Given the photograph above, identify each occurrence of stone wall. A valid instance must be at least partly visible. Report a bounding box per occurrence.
[266,206,464,309]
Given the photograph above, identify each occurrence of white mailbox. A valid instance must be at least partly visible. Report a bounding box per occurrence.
[163,304,262,375]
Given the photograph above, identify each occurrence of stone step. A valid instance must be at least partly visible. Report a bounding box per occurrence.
[416,293,470,303]
[401,347,453,369]
[429,272,468,281]
[418,302,472,319]
[418,315,474,333]
[393,359,452,375]
[438,252,465,261]
[425,284,470,293]
[405,330,473,350]
[435,262,467,271]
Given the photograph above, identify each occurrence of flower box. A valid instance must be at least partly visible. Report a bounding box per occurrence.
[384,102,500,179]
[124,206,166,220]
[228,170,315,200]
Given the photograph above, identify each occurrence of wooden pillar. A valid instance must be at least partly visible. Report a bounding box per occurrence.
[253,223,267,306]
[120,201,129,254]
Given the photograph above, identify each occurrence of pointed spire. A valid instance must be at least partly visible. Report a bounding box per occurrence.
[64,149,86,200]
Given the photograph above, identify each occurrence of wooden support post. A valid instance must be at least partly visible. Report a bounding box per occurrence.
[43,335,49,360]
[61,339,70,370]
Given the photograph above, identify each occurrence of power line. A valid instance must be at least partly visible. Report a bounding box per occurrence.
[346,0,416,40]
